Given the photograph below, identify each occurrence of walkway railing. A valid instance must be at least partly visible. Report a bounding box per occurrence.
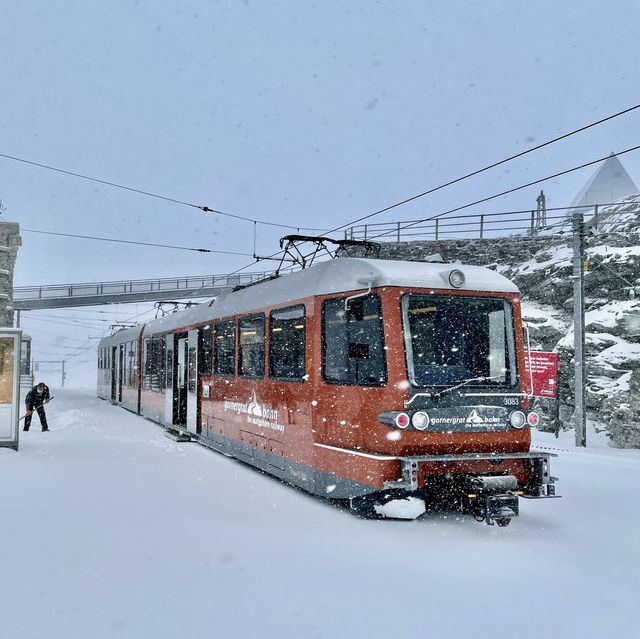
[344,202,624,242]
[13,271,272,310]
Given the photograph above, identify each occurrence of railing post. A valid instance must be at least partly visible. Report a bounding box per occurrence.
[364,225,368,240]
[397,222,401,242]
[479,214,484,239]
[530,210,535,235]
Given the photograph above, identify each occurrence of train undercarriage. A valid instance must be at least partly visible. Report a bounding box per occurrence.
[350,451,559,526]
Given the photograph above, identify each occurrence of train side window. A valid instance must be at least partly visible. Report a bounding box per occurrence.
[143,339,150,390]
[214,320,235,376]
[129,341,135,386]
[239,315,265,378]
[157,337,166,394]
[144,336,165,392]
[132,341,139,385]
[198,325,213,376]
[269,306,305,382]
[322,294,387,386]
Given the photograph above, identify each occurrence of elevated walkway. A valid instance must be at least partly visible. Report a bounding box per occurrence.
[13,272,271,310]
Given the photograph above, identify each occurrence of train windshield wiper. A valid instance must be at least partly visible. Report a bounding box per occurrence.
[431,375,502,400]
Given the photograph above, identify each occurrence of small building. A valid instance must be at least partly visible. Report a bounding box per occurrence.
[571,153,639,210]
[20,332,33,396]
[0,328,22,450]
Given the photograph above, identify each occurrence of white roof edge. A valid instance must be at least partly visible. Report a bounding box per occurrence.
[127,258,518,338]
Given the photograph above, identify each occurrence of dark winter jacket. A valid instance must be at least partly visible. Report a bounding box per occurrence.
[25,384,51,407]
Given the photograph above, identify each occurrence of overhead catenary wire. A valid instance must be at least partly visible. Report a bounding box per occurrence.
[21,228,255,256]
[369,145,640,241]
[0,152,327,232]
[217,145,640,277]
[323,101,640,236]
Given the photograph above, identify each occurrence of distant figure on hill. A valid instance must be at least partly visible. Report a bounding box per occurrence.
[23,383,51,432]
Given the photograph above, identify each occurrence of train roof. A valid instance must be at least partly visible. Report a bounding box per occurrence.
[134,258,519,338]
[99,324,145,348]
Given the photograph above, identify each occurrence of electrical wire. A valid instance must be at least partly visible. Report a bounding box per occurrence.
[21,228,254,256]
[323,102,640,235]
[369,145,640,241]
[0,151,327,232]
[215,146,640,276]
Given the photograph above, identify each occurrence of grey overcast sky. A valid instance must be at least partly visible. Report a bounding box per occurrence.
[2,0,640,290]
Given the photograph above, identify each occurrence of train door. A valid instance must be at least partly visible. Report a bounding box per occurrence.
[174,334,188,426]
[110,346,117,401]
[164,335,174,426]
[186,329,198,434]
[118,344,124,403]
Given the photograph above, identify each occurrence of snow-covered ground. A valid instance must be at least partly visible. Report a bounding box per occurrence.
[2,389,639,639]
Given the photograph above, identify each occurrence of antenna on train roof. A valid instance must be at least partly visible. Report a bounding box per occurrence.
[275,235,381,274]
[109,323,136,333]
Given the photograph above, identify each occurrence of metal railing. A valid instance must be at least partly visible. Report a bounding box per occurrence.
[344,202,633,242]
[13,271,273,302]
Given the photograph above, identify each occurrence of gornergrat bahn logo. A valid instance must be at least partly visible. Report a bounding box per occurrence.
[466,409,486,424]
[427,408,503,428]
[224,390,285,433]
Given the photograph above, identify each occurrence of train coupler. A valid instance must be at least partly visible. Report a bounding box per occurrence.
[465,475,519,526]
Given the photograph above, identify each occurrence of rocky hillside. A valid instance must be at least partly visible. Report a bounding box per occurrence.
[374,195,640,448]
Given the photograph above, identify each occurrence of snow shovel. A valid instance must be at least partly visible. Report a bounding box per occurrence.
[19,397,55,422]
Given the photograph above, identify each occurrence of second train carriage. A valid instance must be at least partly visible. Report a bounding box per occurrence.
[97,257,558,525]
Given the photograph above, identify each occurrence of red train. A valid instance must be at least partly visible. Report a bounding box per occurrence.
[97,257,558,525]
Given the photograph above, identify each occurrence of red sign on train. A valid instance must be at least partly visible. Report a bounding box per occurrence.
[524,351,559,398]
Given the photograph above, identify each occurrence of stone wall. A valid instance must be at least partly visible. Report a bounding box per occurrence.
[0,221,22,327]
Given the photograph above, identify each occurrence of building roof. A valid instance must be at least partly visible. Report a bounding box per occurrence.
[571,153,639,209]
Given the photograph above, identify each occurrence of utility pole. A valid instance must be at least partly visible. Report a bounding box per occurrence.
[572,211,587,447]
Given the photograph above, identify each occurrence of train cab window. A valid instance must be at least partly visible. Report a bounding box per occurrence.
[239,315,265,378]
[402,295,517,387]
[322,294,386,386]
[269,306,305,382]
[214,320,235,376]
[198,325,213,377]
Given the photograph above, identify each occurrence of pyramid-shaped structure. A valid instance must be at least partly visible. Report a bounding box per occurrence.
[571,153,639,208]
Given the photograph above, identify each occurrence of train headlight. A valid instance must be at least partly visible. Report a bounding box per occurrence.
[449,269,465,288]
[395,412,410,429]
[527,412,540,427]
[411,411,430,430]
[509,410,526,429]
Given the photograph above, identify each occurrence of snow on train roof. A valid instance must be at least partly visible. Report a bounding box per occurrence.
[99,324,144,347]
[135,258,518,338]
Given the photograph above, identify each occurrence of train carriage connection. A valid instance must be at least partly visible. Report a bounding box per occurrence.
[97,258,558,526]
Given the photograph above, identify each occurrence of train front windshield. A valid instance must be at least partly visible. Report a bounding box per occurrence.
[402,294,517,388]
